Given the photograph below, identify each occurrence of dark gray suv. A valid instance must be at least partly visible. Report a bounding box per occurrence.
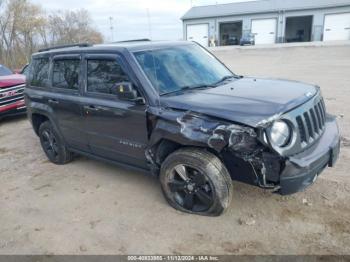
[25,41,340,216]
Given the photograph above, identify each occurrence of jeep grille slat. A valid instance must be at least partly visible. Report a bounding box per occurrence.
[303,112,314,138]
[314,104,323,131]
[295,96,327,148]
[296,116,307,143]
[318,101,326,124]
[310,108,318,133]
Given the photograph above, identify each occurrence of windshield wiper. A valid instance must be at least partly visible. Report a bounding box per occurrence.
[161,83,214,96]
[213,75,236,86]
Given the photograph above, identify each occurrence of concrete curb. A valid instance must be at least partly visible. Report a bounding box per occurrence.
[208,40,350,51]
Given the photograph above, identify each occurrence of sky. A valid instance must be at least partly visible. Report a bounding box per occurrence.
[31,0,254,42]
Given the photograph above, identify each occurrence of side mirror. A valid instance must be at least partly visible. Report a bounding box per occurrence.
[112,82,144,104]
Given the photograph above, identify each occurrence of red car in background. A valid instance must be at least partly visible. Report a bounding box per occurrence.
[0,64,26,119]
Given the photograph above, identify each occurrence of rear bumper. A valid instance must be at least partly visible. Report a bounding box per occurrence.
[278,115,340,195]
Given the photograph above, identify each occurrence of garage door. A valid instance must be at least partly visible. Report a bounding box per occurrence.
[324,13,350,41]
[186,24,209,47]
[251,19,277,45]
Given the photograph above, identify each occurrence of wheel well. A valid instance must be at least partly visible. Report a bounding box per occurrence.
[155,139,182,165]
[154,139,222,166]
[32,114,49,135]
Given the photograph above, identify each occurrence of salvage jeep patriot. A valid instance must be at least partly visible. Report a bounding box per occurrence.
[25,41,340,216]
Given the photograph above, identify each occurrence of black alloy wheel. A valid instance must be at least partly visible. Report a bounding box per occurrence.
[160,148,233,216]
[168,164,214,212]
[38,121,73,165]
[41,129,59,161]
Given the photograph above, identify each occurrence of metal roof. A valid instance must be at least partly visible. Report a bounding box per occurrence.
[182,0,350,20]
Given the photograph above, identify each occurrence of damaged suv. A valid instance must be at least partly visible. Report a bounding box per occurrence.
[25,41,340,216]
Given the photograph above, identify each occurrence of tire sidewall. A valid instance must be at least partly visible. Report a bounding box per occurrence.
[160,149,231,216]
[38,121,67,164]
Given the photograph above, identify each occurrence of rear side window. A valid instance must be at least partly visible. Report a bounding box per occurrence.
[52,59,80,90]
[87,59,129,95]
[31,58,50,87]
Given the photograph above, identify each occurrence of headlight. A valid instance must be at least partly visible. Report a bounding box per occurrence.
[268,120,291,147]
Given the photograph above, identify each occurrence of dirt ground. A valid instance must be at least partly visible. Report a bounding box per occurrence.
[0,43,350,255]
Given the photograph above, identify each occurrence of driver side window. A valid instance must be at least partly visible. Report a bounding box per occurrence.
[87,59,130,95]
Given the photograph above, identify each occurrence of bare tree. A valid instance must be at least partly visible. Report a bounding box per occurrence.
[0,0,103,69]
[45,9,103,46]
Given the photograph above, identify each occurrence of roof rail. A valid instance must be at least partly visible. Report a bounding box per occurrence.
[112,39,151,43]
[38,43,92,52]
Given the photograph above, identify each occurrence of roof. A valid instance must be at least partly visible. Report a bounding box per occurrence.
[98,40,192,51]
[182,0,350,20]
[33,41,192,57]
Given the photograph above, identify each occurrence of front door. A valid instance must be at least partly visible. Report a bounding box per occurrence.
[82,54,149,169]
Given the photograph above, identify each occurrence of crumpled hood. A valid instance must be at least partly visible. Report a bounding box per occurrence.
[160,77,318,127]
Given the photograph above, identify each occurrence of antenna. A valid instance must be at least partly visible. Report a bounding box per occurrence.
[109,17,114,42]
[146,8,152,40]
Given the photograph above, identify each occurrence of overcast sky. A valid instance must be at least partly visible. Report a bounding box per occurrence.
[31,0,254,42]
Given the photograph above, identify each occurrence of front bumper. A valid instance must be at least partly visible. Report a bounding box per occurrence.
[278,115,340,195]
[0,99,26,119]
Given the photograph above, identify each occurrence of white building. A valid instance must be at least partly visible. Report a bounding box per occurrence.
[182,0,350,46]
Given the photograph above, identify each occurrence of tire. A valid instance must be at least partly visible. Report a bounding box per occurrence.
[160,148,233,216]
[38,121,73,165]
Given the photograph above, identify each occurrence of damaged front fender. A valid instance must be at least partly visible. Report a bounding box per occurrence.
[147,109,282,190]
[149,109,263,160]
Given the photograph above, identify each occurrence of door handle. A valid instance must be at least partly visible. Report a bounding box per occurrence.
[48,99,59,104]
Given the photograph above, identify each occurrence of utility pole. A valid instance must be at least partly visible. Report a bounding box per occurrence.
[146,8,152,40]
[109,16,114,42]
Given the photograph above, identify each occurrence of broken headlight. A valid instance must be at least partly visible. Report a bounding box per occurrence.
[268,120,292,148]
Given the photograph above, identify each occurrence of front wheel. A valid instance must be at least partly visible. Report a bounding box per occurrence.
[160,148,233,216]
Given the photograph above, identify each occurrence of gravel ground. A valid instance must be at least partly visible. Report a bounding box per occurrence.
[0,44,349,255]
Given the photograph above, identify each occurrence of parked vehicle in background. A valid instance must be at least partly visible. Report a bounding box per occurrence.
[227,35,239,45]
[25,41,340,216]
[240,33,255,46]
[0,64,26,119]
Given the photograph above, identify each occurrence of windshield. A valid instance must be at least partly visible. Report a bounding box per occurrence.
[0,64,13,76]
[134,44,233,95]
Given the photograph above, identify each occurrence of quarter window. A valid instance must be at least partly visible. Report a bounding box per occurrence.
[87,59,130,95]
[31,58,50,88]
[52,59,80,90]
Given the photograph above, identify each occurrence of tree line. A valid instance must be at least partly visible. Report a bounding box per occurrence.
[0,0,104,69]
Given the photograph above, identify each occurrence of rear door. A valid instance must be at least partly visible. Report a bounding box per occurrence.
[251,18,277,44]
[81,54,149,169]
[187,24,209,47]
[49,55,89,151]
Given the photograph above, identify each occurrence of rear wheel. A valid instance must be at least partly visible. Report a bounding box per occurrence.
[160,148,233,216]
[38,121,73,165]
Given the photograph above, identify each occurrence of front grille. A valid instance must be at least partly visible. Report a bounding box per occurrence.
[0,84,25,108]
[296,98,326,147]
